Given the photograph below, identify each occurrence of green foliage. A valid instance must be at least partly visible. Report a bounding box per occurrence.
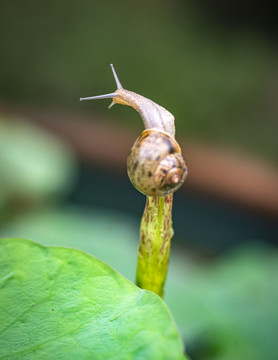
[0,238,186,359]
[2,207,277,360]
[0,117,76,205]
[166,245,278,360]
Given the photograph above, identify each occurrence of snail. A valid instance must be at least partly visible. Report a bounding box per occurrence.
[80,64,188,197]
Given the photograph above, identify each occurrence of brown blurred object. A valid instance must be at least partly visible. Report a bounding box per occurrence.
[184,142,278,216]
[2,106,278,217]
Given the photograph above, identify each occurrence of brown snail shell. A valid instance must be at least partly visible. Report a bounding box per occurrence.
[127,129,188,197]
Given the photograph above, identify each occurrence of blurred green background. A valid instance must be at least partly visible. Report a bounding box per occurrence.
[1,0,278,160]
[0,1,278,359]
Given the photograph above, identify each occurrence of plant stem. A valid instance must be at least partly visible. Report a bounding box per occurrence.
[136,194,174,297]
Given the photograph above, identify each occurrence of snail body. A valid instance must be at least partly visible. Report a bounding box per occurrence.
[112,88,176,137]
[80,64,188,197]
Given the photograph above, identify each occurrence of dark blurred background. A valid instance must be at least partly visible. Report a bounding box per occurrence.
[0,1,278,359]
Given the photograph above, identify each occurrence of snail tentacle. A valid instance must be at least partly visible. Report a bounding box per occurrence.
[79,65,175,138]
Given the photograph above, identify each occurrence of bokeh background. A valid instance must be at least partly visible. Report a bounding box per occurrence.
[1,1,278,359]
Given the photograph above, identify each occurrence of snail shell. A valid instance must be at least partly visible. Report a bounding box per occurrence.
[127,129,188,197]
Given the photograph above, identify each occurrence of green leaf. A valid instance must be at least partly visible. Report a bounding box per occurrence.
[0,238,186,360]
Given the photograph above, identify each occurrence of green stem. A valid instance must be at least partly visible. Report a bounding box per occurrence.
[136,194,174,297]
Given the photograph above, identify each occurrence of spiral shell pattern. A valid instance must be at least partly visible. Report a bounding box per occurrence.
[127,129,187,197]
